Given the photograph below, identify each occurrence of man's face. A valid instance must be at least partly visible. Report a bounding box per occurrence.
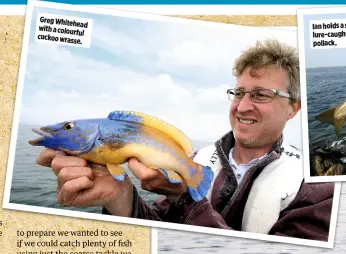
[229,65,300,147]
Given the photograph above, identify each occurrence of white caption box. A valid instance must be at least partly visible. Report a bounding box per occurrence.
[309,19,346,49]
[34,12,93,48]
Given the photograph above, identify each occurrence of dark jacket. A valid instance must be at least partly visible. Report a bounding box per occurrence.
[103,131,334,241]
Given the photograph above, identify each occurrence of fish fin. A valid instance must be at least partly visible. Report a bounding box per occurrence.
[334,118,345,136]
[107,110,193,156]
[106,163,127,181]
[186,165,214,202]
[315,107,337,125]
[157,168,183,184]
[147,166,182,183]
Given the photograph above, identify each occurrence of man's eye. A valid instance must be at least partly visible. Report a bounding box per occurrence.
[256,92,267,97]
[234,91,244,96]
[255,91,271,97]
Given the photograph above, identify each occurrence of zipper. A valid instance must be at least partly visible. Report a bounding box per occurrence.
[216,140,239,188]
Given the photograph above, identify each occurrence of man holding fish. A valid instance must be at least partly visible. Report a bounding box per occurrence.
[34,39,334,241]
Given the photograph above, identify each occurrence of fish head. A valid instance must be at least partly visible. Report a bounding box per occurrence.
[310,149,346,176]
[28,119,100,155]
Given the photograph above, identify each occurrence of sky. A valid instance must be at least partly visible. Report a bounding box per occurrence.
[303,13,346,68]
[18,5,302,148]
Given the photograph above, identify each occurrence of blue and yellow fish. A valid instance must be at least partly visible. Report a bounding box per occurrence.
[28,110,214,202]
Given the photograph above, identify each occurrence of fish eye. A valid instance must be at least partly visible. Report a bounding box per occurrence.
[63,122,75,130]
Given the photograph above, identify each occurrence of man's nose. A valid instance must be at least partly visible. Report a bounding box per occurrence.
[236,93,255,112]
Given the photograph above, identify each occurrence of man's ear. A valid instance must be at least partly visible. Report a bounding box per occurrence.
[288,100,301,120]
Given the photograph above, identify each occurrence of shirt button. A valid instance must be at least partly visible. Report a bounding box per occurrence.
[236,173,241,179]
[224,188,232,196]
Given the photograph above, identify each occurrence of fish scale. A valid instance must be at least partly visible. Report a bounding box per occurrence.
[99,124,182,162]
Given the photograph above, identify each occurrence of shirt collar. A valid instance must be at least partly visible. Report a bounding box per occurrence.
[229,147,271,167]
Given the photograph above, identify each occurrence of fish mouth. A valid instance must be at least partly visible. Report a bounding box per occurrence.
[28,127,54,146]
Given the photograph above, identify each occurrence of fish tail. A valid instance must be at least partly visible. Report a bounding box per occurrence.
[186,164,214,202]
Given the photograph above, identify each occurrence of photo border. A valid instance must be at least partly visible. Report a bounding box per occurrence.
[2,0,341,249]
[297,6,346,183]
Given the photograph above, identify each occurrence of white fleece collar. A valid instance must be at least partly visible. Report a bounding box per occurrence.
[192,143,303,234]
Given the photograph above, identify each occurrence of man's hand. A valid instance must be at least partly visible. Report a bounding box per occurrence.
[36,148,134,217]
[128,158,187,201]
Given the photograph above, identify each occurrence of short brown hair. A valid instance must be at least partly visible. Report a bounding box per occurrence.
[233,39,300,101]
